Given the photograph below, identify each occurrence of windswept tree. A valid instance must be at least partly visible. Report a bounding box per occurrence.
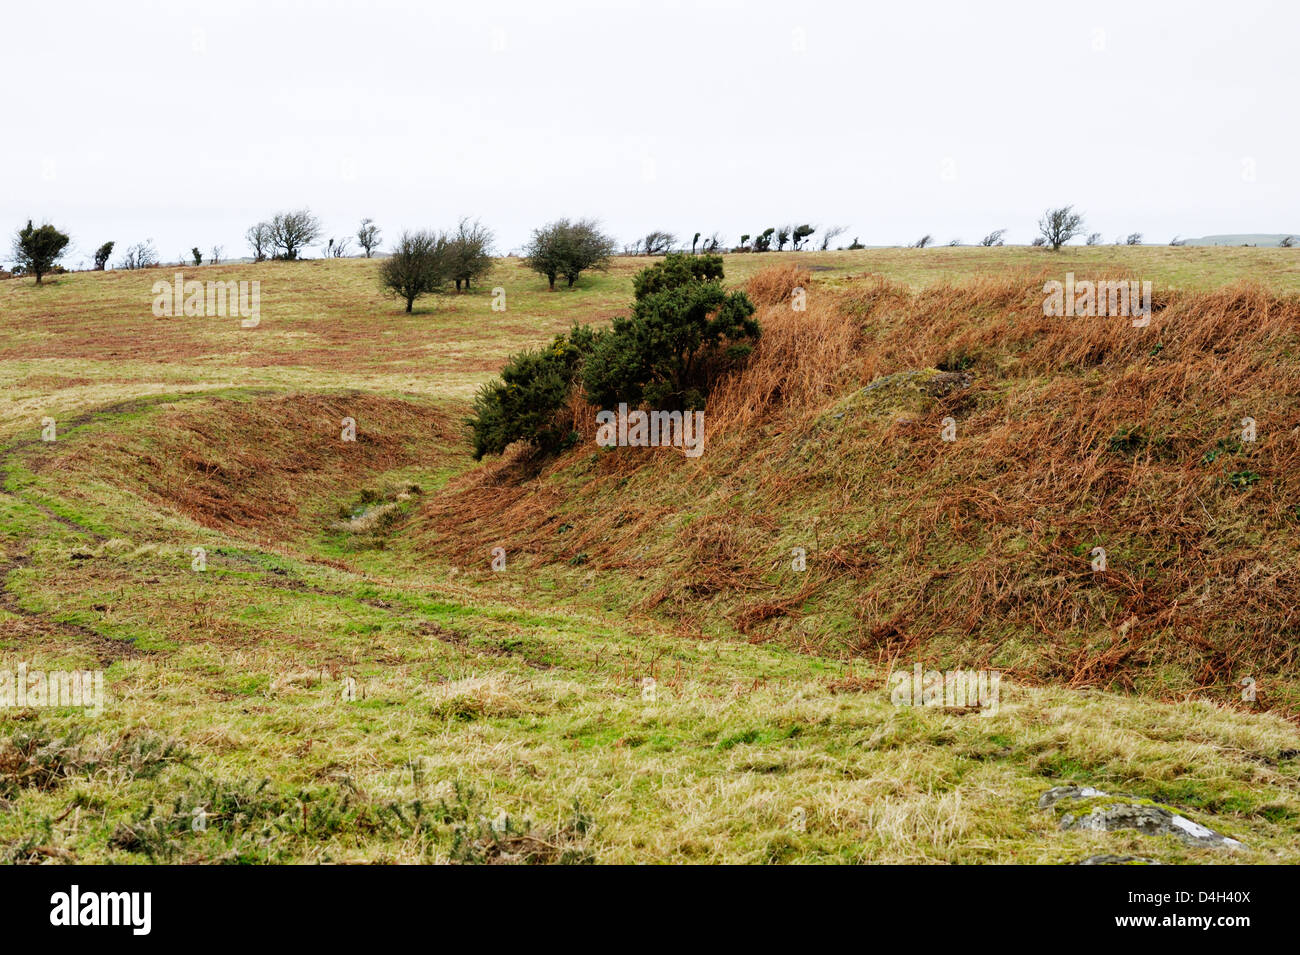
[266,208,323,260]
[11,220,69,283]
[911,234,933,249]
[753,227,775,252]
[775,225,792,251]
[1086,232,1102,246]
[357,218,382,258]
[523,218,616,289]
[1038,205,1084,251]
[450,218,495,291]
[641,230,675,255]
[379,230,451,312]
[93,241,115,271]
[979,229,1006,247]
[1125,232,1143,246]
[246,221,273,262]
[792,224,816,250]
[820,225,847,250]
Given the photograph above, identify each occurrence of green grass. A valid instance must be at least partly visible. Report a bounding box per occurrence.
[1,249,1298,863]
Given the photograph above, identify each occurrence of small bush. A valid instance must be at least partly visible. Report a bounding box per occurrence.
[469,327,595,459]
[581,253,758,409]
[468,254,758,457]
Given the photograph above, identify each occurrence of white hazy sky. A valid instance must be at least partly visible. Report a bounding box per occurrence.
[4,0,1297,265]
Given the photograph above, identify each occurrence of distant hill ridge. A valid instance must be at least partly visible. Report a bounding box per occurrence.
[1182,233,1298,246]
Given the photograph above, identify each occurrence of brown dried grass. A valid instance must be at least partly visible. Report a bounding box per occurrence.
[416,272,1300,709]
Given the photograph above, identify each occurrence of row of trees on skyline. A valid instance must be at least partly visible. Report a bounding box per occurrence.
[9,205,1297,284]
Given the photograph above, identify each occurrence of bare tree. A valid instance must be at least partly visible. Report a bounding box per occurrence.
[321,237,351,258]
[775,224,792,251]
[820,225,847,250]
[246,222,273,262]
[119,240,160,270]
[1086,232,1102,246]
[979,229,1006,247]
[702,232,724,253]
[1038,205,1084,251]
[911,234,933,249]
[947,238,962,247]
[209,245,223,265]
[1125,232,1143,246]
[357,218,382,258]
[1282,236,1296,248]
[1169,235,1187,246]
[267,208,323,260]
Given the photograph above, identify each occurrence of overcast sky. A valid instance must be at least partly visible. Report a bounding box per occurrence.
[5,0,1297,265]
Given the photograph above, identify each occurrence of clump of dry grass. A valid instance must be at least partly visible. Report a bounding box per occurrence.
[745,263,812,309]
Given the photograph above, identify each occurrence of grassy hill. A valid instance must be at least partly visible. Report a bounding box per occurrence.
[1,249,1298,863]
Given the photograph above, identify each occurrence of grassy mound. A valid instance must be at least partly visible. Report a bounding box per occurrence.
[415,272,1300,712]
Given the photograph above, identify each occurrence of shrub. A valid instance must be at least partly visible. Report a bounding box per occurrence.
[469,327,595,459]
[469,255,759,458]
[581,253,759,409]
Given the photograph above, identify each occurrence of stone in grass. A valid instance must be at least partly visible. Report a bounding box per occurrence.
[1039,786,1243,849]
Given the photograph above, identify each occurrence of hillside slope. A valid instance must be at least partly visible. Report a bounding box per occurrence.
[415,269,1300,713]
[1,254,1298,863]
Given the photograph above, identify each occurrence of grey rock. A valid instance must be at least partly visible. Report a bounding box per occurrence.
[1040,785,1243,849]
[1038,785,1109,809]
